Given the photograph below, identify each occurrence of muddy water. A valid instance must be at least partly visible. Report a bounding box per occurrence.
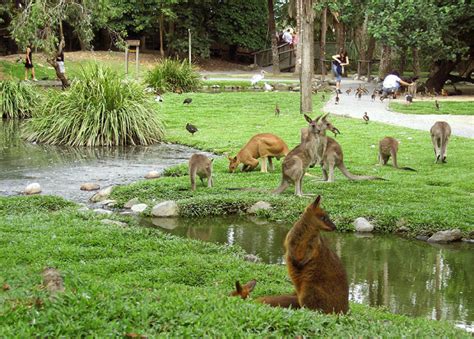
[143,215,473,331]
[0,120,204,202]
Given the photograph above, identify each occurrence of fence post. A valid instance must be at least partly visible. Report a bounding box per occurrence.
[367,61,371,83]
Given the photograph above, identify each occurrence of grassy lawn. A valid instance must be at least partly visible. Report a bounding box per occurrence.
[111,91,474,236]
[390,101,474,115]
[0,195,467,337]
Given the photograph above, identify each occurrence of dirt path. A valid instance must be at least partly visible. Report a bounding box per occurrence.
[323,80,474,138]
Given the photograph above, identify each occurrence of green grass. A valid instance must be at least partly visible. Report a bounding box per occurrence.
[145,58,201,93]
[111,91,474,236]
[0,196,467,337]
[390,101,474,115]
[0,80,39,119]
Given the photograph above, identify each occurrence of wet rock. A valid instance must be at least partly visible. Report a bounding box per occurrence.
[90,186,113,203]
[469,230,474,239]
[396,226,410,233]
[247,201,272,214]
[243,254,261,263]
[151,217,178,229]
[416,235,429,242]
[131,204,148,213]
[462,238,474,244]
[24,183,41,195]
[427,229,462,243]
[144,171,160,179]
[98,199,117,207]
[80,183,100,191]
[353,217,374,232]
[93,208,113,215]
[124,198,140,209]
[77,206,89,213]
[101,219,128,227]
[151,200,179,217]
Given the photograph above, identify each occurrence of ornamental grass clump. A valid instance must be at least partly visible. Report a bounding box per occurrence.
[0,80,38,119]
[23,65,165,146]
[146,58,201,93]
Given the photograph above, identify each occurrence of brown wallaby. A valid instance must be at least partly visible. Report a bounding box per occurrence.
[189,154,213,191]
[378,137,416,171]
[273,114,321,196]
[230,196,349,314]
[228,133,289,173]
[430,121,451,163]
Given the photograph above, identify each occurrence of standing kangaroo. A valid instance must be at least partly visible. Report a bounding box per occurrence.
[378,137,416,171]
[274,114,321,196]
[228,133,289,173]
[189,154,213,191]
[230,196,349,314]
[430,121,451,163]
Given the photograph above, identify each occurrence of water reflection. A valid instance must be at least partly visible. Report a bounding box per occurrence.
[142,215,473,328]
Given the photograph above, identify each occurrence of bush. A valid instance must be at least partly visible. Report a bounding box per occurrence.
[23,65,165,146]
[145,58,201,93]
[0,80,38,119]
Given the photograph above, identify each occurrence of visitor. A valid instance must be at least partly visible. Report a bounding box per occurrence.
[291,32,298,47]
[331,49,349,94]
[56,51,65,76]
[381,70,414,99]
[24,46,37,81]
[282,28,293,45]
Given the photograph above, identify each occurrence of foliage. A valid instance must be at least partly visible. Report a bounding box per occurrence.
[0,80,39,119]
[0,195,468,337]
[145,58,201,93]
[111,92,474,236]
[23,65,165,146]
[390,101,474,116]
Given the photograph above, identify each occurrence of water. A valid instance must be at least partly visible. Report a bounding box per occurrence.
[143,215,474,331]
[0,120,204,202]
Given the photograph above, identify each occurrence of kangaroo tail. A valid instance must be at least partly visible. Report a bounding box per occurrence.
[338,163,386,181]
[272,179,290,194]
[226,187,268,192]
[400,167,417,172]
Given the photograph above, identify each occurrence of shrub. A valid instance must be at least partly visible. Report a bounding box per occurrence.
[145,58,201,93]
[0,80,38,119]
[23,65,165,146]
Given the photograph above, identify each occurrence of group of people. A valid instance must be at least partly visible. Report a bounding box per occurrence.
[279,28,298,47]
[23,46,66,82]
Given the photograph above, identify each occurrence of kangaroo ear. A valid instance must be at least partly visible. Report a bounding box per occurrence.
[314,114,322,123]
[235,281,242,294]
[227,156,233,161]
[245,279,257,293]
[210,158,214,163]
[322,113,329,121]
[313,195,322,207]
[304,114,313,124]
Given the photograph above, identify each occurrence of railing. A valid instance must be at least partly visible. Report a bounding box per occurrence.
[357,59,380,82]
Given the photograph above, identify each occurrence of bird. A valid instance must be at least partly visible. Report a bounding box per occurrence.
[175,87,183,94]
[186,123,198,136]
[275,103,280,116]
[183,98,192,105]
[155,94,163,103]
[371,92,376,101]
[321,94,326,101]
[405,94,413,104]
[263,82,273,91]
[435,100,440,110]
[335,93,340,105]
[363,112,369,124]
[250,70,266,86]
[357,92,362,100]
[346,88,352,95]
[145,87,155,93]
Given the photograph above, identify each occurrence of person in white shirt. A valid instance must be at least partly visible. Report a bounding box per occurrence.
[282,29,293,45]
[381,70,414,99]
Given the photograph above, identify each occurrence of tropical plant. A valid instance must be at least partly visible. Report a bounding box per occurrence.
[23,65,165,146]
[145,58,201,93]
[0,80,38,119]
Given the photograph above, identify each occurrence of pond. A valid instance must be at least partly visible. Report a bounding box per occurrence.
[0,120,203,202]
[142,215,473,332]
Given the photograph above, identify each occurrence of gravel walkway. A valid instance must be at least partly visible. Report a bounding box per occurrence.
[323,80,474,138]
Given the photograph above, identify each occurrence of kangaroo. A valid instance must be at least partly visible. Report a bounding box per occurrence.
[230,196,349,314]
[378,137,416,171]
[430,121,451,163]
[274,114,321,196]
[228,133,289,173]
[189,154,213,191]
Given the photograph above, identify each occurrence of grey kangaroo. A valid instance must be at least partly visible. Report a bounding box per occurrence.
[273,114,321,196]
[430,121,451,163]
[378,137,416,171]
[189,154,213,191]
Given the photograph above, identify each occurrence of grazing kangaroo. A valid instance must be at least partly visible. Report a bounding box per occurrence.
[228,133,289,173]
[430,121,451,163]
[189,154,213,191]
[230,196,349,314]
[378,137,416,171]
[274,114,321,196]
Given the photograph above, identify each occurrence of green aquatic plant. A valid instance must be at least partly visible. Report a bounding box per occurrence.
[0,80,38,119]
[145,58,201,93]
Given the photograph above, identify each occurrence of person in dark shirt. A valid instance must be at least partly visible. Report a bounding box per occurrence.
[24,46,37,81]
[331,49,349,94]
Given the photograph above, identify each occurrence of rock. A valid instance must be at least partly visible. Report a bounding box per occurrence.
[80,183,100,191]
[352,73,359,80]
[24,183,41,195]
[327,80,337,86]
[416,235,429,242]
[427,229,462,243]
[396,226,410,233]
[462,238,474,244]
[93,208,113,215]
[469,230,474,239]
[100,219,128,227]
[98,199,117,207]
[119,211,134,216]
[243,254,261,263]
[151,200,179,217]
[124,198,140,209]
[353,217,374,232]
[360,76,368,82]
[131,203,148,213]
[77,206,89,213]
[151,217,179,229]
[90,186,113,203]
[144,171,160,179]
[247,201,272,214]
[273,83,290,91]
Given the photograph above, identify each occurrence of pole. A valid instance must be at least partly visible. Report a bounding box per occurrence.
[188,29,192,65]
[125,46,129,75]
[136,46,139,78]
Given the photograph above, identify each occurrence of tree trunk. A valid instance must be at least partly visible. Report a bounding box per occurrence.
[399,47,407,75]
[267,0,280,74]
[166,21,175,56]
[319,6,327,81]
[335,20,344,51]
[300,0,315,114]
[412,48,420,77]
[159,13,164,58]
[378,45,392,78]
[294,0,303,75]
[362,36,376,74]
[426,59,458,93]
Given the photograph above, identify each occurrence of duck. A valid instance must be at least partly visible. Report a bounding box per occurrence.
[186,123,198,136]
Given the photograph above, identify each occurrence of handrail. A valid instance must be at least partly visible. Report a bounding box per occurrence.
[252,43,291,56]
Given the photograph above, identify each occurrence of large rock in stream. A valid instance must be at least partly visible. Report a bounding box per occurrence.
[151,201,179,217]
[427,229,462,243]
[90,186,113,203]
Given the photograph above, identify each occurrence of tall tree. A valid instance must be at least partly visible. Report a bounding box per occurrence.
[319,6,327,81]
[267,0,280,74]
[300,0,314,114]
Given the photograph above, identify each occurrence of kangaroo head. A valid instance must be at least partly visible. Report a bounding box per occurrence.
[304,195,336,232]
[229,279,257,299]
[304,114,323,135]
[228,156,240,173]
[319,114,341,136]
